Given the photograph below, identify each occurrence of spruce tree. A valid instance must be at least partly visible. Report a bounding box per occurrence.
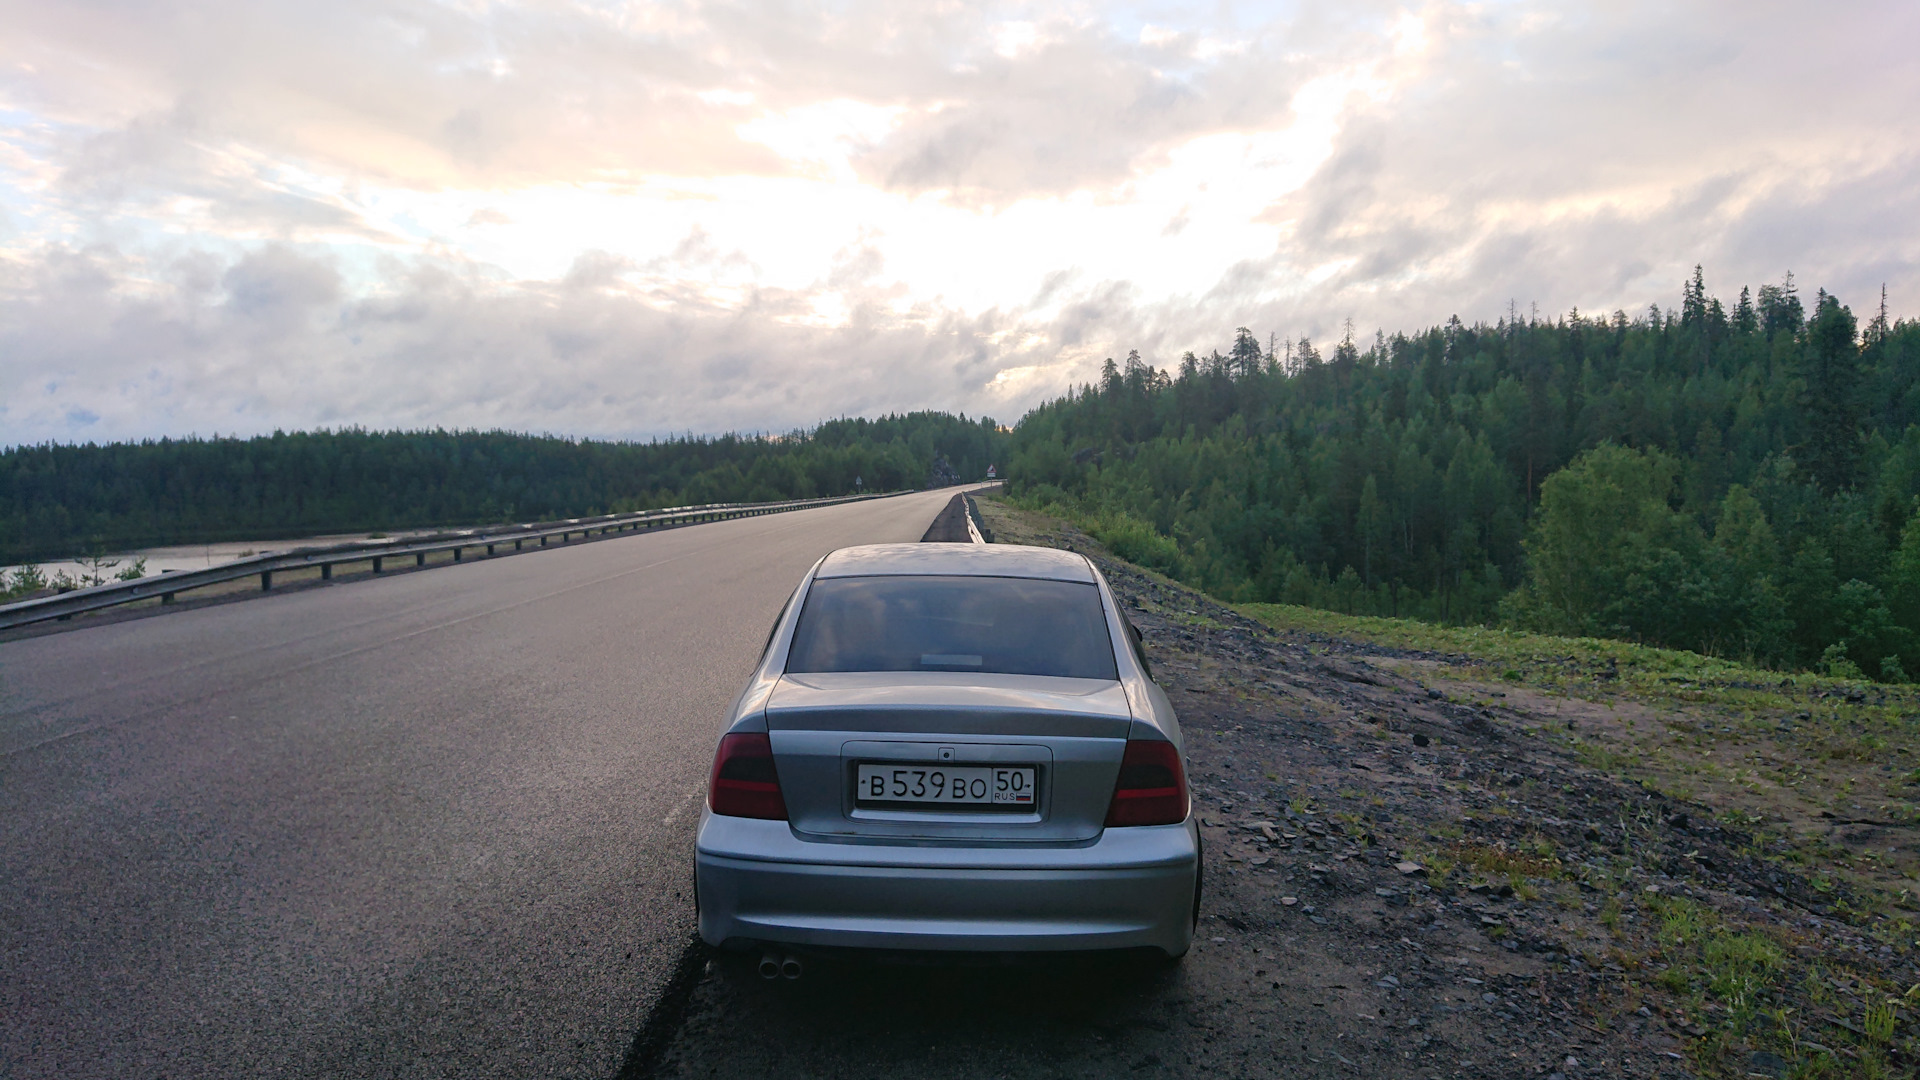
[1799,290,1862,493]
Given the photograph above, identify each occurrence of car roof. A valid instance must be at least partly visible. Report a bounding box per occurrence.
[815,543,1096,583]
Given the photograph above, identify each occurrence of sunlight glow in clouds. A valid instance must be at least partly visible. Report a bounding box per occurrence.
[1,0,1917,444]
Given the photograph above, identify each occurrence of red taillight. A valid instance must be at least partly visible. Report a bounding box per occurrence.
[708,732,788,820]
[1104,739,1189,827]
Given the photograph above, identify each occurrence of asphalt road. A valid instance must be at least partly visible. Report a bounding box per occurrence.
[0,488,958,1079]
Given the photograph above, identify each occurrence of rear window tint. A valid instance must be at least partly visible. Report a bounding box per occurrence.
[786,575,1119,680]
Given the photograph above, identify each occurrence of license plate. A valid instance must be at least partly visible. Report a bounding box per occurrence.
[856,764,1036,806]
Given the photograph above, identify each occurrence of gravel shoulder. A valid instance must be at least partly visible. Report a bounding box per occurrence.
[654,499,1917,1080]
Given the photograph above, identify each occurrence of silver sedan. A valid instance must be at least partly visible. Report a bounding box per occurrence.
[694,543,1200,968]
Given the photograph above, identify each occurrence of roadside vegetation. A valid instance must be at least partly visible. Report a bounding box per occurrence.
[1238,598,1920,1078]
[984,492,1920,1078]
[1241,596,1920,897]
[1005,269,1920,683]
[1,553,146,601]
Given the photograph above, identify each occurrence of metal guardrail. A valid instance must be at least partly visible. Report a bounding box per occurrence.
[0,490,902,632]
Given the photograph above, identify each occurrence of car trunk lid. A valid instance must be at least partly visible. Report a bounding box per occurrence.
[765,672,1132,842]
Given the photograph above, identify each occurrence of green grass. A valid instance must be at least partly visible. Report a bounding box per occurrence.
[1238,601,1780,694]
[1233,602,1920,746]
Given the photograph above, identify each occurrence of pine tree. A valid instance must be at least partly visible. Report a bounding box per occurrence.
[1758,271,1804,340]
[1682,265,1708,328]
[1733,286,1757,335]
[1866,284,1891,349]
[1799,289,1863,493]
[1230,328,1262,380]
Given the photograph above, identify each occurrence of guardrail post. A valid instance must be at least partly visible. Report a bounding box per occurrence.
[162,591,175,605]
[321,563,333,581]
[373,556,384,573]
[416,552,426,567]
[487,543,495,556]
[261,570,273,591]
[453,547,462,562]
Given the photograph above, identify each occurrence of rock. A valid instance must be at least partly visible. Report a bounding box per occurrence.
[1396,861,1426,876]
[1376,975,1399,988]
[1281,896,1298,906]
[1479,916,1503,927]
[1427,689,1443,699]
[1747,1051,1787,1079]
[1481,992,1499,1004]
[1468,883,1491,894]
[1412,733,1430,747]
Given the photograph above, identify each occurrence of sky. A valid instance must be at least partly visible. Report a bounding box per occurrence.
[2,0,1917,446]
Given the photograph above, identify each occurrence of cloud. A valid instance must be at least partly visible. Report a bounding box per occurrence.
[0,240,1069,443]
[1,1,1917,447]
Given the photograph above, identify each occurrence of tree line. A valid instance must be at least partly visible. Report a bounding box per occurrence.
[0,412,1006,563]
[1007,270,1920,680]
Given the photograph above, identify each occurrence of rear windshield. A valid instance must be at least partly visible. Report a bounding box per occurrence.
[785,575,1120,680]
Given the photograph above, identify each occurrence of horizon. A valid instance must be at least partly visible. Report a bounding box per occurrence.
[0,276,1902,452]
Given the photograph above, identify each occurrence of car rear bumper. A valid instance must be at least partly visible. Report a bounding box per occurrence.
[694,811,1199,956]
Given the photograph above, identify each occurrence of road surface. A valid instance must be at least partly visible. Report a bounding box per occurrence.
[0,488,958,1079]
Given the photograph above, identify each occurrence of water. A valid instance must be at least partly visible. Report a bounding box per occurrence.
[2,530,446,588]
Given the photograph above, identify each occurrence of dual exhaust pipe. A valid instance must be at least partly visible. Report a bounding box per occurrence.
[758,952,804,980]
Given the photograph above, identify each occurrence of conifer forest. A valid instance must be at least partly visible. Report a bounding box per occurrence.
[1008,271,1920,680]
[0,412,1006,562]
[11,270,1920,681]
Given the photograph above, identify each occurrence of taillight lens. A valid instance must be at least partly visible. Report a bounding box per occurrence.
[708,732,788,820]
[1104,738,1189,827]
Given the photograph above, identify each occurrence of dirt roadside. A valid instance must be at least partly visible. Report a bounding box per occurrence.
[650,501,1917,1080]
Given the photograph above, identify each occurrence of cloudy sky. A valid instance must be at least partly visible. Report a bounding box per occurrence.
[2,1,1916,445]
